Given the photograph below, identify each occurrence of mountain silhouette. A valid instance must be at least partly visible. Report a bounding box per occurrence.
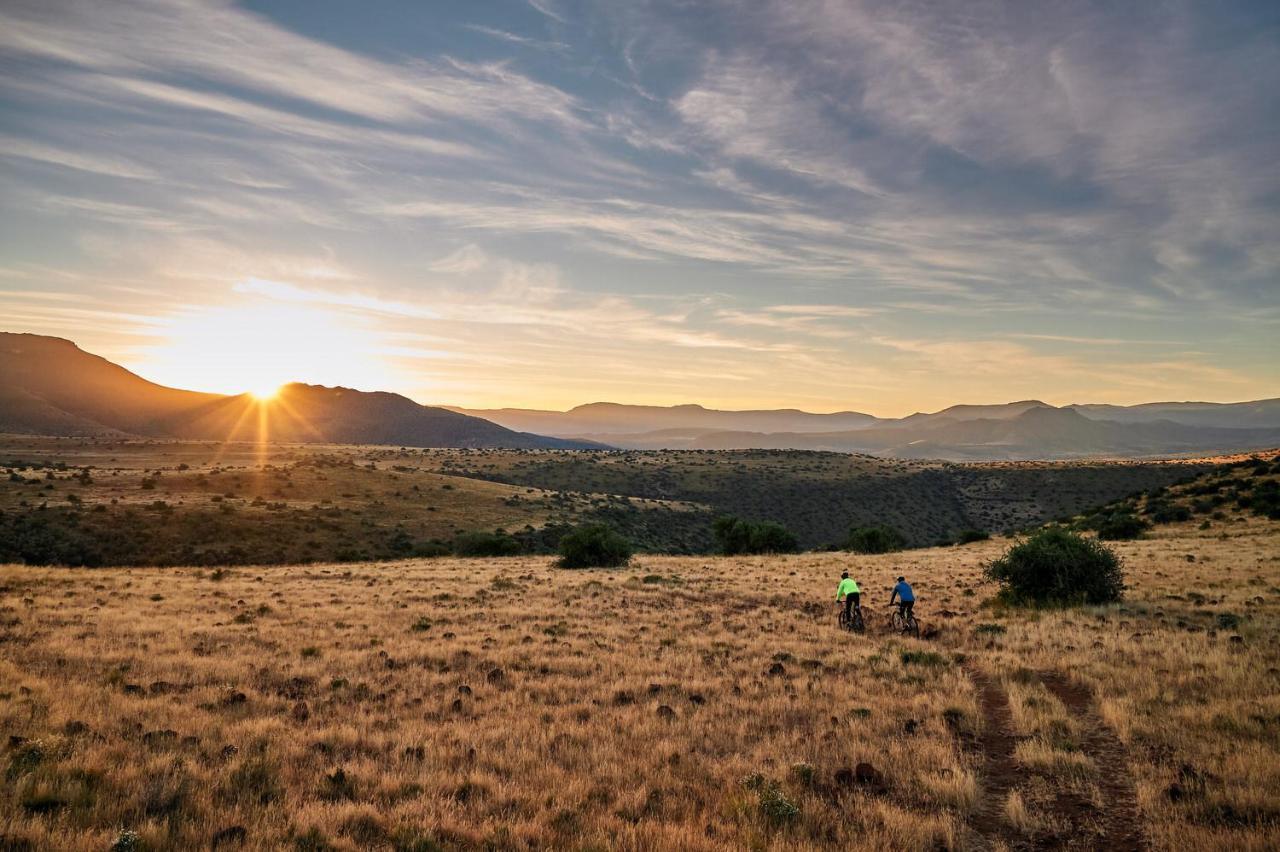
[0,333,596,449]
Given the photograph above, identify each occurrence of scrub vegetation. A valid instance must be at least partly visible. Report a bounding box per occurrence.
[0,436,1249,567]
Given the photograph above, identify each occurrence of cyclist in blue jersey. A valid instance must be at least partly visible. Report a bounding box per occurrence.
[889,576,915,620]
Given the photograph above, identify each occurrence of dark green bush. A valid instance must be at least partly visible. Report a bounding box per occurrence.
[1146,501,1191,524]
[452,531,521,557]
[1249,480,1280,519]
[845,524,906,554]
[712,516,798,555]
[557,523,632,568]
[955,529,990,545]
[1096,512,1149,541]
[985,527,1124,606]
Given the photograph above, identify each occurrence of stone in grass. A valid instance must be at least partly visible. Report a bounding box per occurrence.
[834,763,886,793]
[220,690,248,707]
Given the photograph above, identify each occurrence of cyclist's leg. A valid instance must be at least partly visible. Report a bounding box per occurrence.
[843,596,853,620]
[905,601,915,621]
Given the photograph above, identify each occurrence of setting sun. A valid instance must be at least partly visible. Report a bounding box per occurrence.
[248,383,282,401]
[129,294,405,397]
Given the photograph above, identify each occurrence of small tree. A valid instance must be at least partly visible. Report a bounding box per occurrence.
[712,516,798,555]
[750,521,799,554]
[845,524,905,554]
[1096,512,1149,541]
[985,527,1124,606]
[557,523,632,568]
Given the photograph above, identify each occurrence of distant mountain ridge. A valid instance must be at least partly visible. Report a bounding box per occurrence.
[0,333,595,449]
[450,398,1280,461]
[446,401,878,436]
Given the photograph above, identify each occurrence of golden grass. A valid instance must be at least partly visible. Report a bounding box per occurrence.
[0,516,1276,850]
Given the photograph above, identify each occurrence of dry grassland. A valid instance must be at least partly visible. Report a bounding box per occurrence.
[1,518,1277,850]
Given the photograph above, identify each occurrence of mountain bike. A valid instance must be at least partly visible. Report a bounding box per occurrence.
[838,603,865,633]
[888,604,920,638]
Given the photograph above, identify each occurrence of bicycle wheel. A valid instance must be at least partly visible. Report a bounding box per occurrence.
[852,609,865,633]
[838,609,850,631]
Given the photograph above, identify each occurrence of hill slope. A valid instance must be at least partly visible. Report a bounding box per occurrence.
[0,333,593,449]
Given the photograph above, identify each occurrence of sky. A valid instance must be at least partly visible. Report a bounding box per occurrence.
[1,0,1277,416]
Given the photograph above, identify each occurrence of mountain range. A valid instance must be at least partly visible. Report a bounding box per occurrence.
[3,332,1277,460]
[450,398,1280,460]
[0,333,593,449]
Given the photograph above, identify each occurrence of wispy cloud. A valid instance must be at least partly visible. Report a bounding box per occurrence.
[0,0,1275,411]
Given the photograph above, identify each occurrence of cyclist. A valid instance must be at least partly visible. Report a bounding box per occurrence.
[836,571,861,624]
[889,575,915,621]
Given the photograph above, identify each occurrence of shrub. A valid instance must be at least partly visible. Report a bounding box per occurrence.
[740,773,799,826]
[412,541,451,558]
[1249,480,1280,519]
[1215,612,1242,630]
[955,529,990,545]
[557,523,632,569]
[452,531,521,558]
[1146,502,1191,524]
[1096,512,1149,541]
[985,527,1124,606]
[712,516,798,555]
[900,650,946,667]
[845,524,906,554]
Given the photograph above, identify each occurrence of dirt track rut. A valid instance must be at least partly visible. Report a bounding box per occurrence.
[964,665,1146,851]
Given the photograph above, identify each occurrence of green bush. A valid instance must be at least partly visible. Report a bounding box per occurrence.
[845,524,905,554]
[1146,501,1191,524]
[955,529,990,545]
[1249,480,1280,519]
[985,527,1124,606]
[1096,512,1149,541]
[452,531,521,557]
[557,523,632,569]
[712,516,798,555]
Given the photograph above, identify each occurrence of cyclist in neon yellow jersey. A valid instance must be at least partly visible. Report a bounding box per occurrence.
[836,571,861,623]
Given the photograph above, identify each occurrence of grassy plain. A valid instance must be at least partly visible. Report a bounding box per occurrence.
[1,509,1277,850]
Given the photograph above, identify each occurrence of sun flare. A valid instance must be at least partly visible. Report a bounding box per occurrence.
[248,384,282,401]
[132,293,405,397]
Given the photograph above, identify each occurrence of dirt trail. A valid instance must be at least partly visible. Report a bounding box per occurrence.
[964,665,1146,851]
[1040,671,1146,850]
[965,665,1023,850]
